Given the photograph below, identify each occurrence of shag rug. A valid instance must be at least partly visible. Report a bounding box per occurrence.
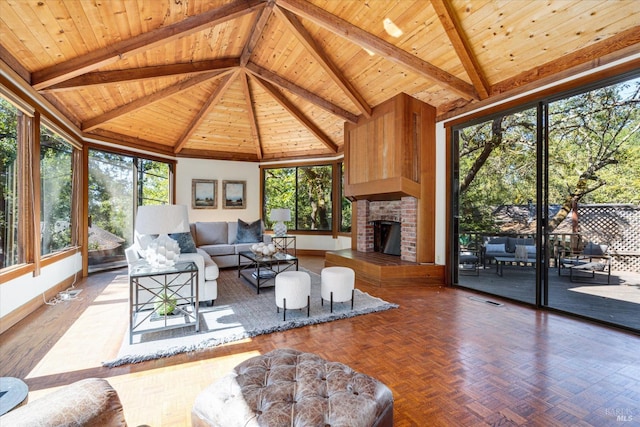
[103,267,397,367]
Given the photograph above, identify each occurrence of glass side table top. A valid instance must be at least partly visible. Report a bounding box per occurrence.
[129,260,197,277]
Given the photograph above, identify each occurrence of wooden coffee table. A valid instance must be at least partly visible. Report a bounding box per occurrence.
[0,377,28,415]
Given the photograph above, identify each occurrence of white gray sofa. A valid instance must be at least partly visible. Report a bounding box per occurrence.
[190,220,272,268]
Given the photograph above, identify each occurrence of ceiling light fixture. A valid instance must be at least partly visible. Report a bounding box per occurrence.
[383,18,403,38]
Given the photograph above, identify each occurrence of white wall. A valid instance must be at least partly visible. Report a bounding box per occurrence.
[175,158,262,223]
[295,235,351,251]
[0,253,82,318]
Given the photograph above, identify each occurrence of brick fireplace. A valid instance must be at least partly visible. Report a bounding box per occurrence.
[356,197,418,262]
[327,93,443,286]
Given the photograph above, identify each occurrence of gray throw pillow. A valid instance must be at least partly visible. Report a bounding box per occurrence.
[169,232,197,253]
[236,219,262,243]
[196,222,228,245]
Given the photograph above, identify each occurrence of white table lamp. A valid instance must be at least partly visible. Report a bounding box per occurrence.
[135,204,190,268]
[270,208,291,237]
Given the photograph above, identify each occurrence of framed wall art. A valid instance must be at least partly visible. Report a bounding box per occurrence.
[223,180,246,209]
[192,179,217,209]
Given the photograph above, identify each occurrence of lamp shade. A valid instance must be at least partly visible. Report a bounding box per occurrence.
[135,204,190,235]
[269,208,291,222]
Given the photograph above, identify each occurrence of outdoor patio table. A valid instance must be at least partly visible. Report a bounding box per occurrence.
[495,256,536,277]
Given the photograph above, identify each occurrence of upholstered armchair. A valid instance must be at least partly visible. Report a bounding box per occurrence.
[0,378,127,426]
[125,204,219,305]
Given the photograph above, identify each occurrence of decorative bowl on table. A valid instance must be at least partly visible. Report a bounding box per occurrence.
[251,242,277,257]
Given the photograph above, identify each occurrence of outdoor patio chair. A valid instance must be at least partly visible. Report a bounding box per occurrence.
[459,251,480,275]
[557,241,612,284]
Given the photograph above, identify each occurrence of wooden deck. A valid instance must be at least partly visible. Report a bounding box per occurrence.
[325,249,445,287]
[457,263,640,331]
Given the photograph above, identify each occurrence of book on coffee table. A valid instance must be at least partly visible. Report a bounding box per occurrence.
[252,270,276,279]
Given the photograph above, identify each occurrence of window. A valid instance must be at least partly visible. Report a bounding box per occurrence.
[297,165,332,230]
[263,163,342,232]
[0,97,21,268]
[138,158,170,206]
[263,167,296,230]
[40,124,73,256]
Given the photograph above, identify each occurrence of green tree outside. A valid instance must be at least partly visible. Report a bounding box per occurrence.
[458,77,640,234]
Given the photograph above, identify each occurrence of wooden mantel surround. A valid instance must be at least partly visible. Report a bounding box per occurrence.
[327,92,444,287]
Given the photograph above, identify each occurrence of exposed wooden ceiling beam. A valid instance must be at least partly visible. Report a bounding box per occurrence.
[240,1,275,67]
[250,74,338,153]
[32,0,265,90]
[430,0,490,100]
[491,26,640,96]
[245,62,359,123]
[174,71,239,154]
[82,70,229,131]
[439,57,640,123]
[84,129,176,157]
[42,58,240,91]
[277,0,478,100]
[274,5,372,118]
[0,44,30,84]
[240,71,263,159]
[176,147,261,162]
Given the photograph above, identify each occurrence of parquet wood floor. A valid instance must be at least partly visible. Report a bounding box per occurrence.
[1,256,639,426]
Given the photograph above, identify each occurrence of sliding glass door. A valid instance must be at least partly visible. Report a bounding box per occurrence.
[87,149,171,272]
[545,78,640,330]
[453,74,640,332]
[454,107,539,304]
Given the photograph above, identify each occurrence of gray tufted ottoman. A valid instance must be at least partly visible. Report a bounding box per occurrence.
[192,348,394,427]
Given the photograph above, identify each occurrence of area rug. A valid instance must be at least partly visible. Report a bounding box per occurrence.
[103,268,397,367]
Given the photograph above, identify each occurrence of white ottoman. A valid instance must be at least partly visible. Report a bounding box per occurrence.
[321,266,355,313]
[275,271,311,321]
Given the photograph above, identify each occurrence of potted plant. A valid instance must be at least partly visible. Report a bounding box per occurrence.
[155,293,177,316]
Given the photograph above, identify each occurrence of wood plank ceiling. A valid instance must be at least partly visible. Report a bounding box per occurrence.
[1,0,639,161]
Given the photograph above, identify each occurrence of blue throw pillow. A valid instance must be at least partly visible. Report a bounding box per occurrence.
[169,232,197,253]
[237,219,262,243]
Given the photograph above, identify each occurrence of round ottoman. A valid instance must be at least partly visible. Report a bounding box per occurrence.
[191,348,394,427]
[275,271,310,321]
[321,266,355,312]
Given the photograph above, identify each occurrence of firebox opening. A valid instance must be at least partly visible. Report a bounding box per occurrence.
[373,220,401,256]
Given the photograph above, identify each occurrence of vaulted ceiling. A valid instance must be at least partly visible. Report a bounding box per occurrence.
[1,0,639,161]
